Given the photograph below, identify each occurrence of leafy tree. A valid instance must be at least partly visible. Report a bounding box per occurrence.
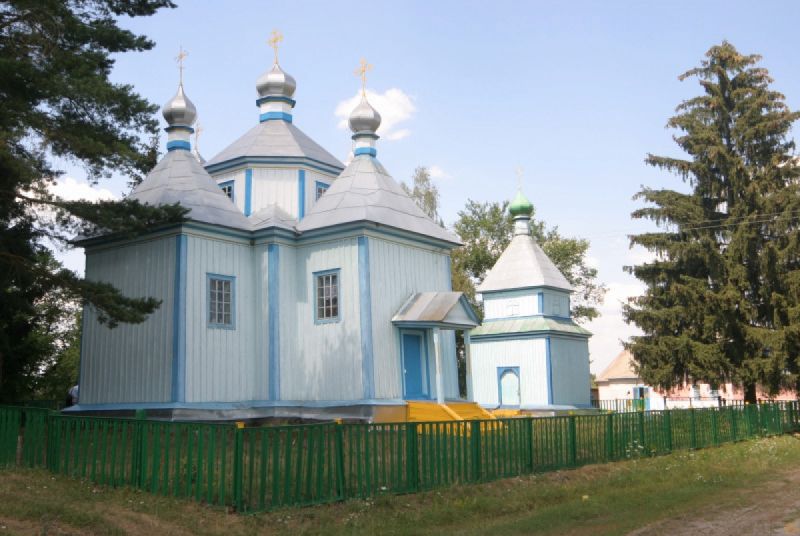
[452,200,606,323]
[402,166,443,225]
[624,42,800,403]
[1,1,186,399]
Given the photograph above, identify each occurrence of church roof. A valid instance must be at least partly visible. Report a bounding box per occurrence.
[204,120,344,173]
[295,155,460,245]
[130,149,251,230]
[249,204,297,232]
[596,350,639,382]
[392,292,479,329]
[477,234,573,293]
[470,316,591,337]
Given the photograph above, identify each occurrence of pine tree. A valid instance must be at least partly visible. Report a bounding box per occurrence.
[624,42,800,402]
[0,1,185,399]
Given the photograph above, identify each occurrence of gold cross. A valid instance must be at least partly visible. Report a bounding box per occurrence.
[268,30,283,65]
[354,58,372,96]
[175,46,188,85]
[515,166,524,190]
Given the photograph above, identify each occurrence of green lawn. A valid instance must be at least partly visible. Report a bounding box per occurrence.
[1,435,799,535]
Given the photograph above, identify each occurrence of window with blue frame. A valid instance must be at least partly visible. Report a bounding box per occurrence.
[218,180,234,201]
[315,181,329,201]
[315,269,339,322]
[208,274,235,328]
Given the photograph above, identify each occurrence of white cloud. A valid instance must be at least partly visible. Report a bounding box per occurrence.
[429,165,452,181]
[586,279,645,375]
[335,88,416,141]
[49,176,116,203]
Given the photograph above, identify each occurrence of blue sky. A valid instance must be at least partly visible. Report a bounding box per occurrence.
[56,0,800,372]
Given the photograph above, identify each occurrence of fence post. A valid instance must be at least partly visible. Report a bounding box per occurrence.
[605,412,614,461]
[745,404,754,438]
[525,418,534,473]
[470,420,482,482]
[710,409,719,446]
[334,421,346,500]
[406,423,419,492]
[233,422,244,512]
[637,411,645,449]
[791,401,798,432]
[664,410,673,453]
[729,406,738,441]
[132,409,146,489]
[568,415,577,467]
[689,408,697,449]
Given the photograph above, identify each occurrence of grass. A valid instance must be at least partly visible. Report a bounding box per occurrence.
[1,434,799,535]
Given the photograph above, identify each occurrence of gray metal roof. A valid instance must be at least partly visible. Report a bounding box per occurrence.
[204,119,343,171]
[470,316,591,338]
[392,292,479,329]
[129,149,251,230]
[249,204,297,232]
[296,155,461,245]
[477,234,573,293]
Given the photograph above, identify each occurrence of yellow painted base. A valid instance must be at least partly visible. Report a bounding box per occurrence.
[405,401,496,422]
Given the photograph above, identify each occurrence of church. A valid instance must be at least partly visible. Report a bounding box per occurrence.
[70,41,481,422]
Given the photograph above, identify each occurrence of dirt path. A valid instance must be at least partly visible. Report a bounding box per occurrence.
[629,467,800,536]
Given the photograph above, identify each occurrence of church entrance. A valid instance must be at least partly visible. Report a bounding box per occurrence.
[498,367,521,407]
[401,330,429,399]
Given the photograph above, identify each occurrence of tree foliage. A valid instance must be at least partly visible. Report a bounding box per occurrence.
[452,200,606,323]
[0,0,185,399]
[624,42,800,402]
[402,166,443,225]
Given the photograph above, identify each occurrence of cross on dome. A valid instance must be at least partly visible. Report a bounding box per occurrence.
[355,57,373,96]
[175,46,188,85]
[268,29,283,65]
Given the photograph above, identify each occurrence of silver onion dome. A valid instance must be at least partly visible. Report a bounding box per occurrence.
[256,63,297,98]
[162,84,197,127]
[349,95,381,133]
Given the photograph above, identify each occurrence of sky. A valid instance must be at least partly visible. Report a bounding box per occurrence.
[54,0,800,374]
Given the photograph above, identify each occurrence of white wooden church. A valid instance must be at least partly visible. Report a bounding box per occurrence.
[71,50,480,421]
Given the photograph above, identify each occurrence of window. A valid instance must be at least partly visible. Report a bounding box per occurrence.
[315,270,339,322]
[219,180,234,201]
[506,302,519,317]
[208,274,235,328]
[315,181,329,201]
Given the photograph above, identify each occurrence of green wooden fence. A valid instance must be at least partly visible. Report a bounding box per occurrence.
[0,402,797,512]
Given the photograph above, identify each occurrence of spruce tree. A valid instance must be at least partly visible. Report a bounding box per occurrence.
[624,42,800,402]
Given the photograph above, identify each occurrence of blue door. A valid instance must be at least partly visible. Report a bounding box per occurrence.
[402,332,426,399]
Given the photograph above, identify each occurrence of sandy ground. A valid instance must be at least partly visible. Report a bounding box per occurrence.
[629,467,800,536]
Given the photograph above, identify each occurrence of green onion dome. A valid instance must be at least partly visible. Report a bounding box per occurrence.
[508,190,533,218]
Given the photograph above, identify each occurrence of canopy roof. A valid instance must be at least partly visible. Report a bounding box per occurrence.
[392,292,479,329]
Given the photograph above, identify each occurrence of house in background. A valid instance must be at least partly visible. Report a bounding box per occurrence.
[71,52,482,422]
[468,191,592,412]
[596,350,798,410]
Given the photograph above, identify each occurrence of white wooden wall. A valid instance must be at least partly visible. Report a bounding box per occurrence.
[469,338,549,407]
[550,337,591,406]
[483,290,539,319]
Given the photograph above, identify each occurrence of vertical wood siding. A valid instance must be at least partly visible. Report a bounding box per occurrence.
[304,169,336,213]
[81,237,176,404]
[251,167,298,218]
[483,290,538,319]
[550,337,591,406]
[279,238,363,401]
[184,235,257,403]
[542,289,570,318]
[469,338,548,407]
[367,238,458,400]
[212,171,245,212]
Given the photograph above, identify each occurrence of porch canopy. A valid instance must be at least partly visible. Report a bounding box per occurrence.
[392,292,479,404]
[391,292,479,329]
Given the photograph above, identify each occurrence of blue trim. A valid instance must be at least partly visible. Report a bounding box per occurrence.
[298,169,306,219]
[218,179,235,202]
[171,234,187,402]
[538,291,544,314]
[314,180,330,201]
[259,112,293,123]
[358,236,374,399]
[206,273,236,330]
[205,156,344,176]
[400,329,431,400]
[256,95,296,107]
[497,366,521,408]
[244,168,253,216]
[546,336,553,404]
[313,268,342,324]
[167,140,191,151]
[354,147,377,157]
[268,244,280,401]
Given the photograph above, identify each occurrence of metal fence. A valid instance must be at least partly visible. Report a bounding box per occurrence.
[0,402,797,512]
